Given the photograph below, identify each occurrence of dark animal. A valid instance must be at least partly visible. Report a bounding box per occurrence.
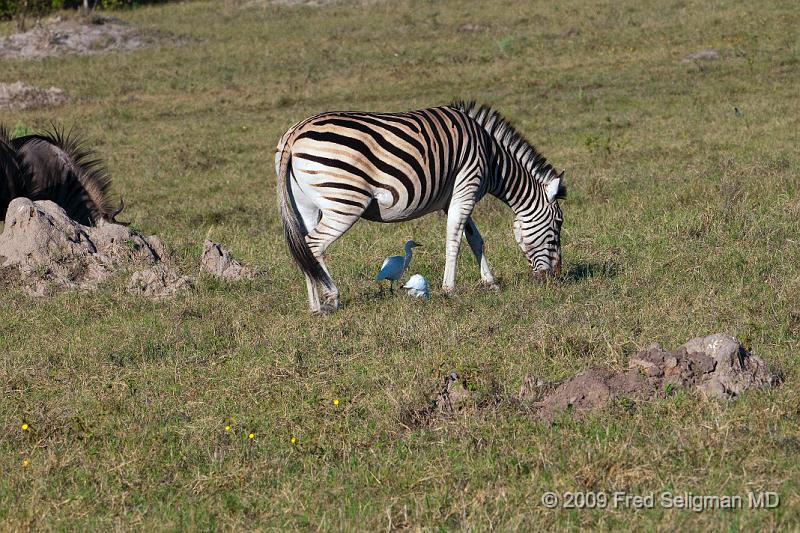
[0,124,122,225]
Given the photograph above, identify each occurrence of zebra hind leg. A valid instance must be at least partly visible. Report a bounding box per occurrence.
[305,208,364,313]
[304,273,322,313]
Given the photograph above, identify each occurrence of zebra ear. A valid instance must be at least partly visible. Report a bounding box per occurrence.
[545,176,561,203]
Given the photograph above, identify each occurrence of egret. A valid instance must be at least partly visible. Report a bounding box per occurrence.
[375,240,421,293]
[403,274,430,300]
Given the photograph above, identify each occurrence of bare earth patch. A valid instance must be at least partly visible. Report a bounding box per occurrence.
[0,197,189,298]
[0,15,177,60]
[0,81,69,110]
[406,334,778,426]
[520,334,779,421]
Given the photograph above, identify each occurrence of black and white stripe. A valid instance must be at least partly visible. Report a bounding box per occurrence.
[275,101,566,313]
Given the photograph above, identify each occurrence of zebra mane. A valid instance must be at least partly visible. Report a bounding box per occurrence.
[449,100,564,191]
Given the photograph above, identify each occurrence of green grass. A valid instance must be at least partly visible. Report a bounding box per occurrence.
[1,0,799,529]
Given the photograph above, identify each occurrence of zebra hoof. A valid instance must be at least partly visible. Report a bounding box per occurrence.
[317,297,339,314]
[481,281,501,291]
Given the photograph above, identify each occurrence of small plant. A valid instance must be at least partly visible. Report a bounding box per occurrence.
[617,396,635,412]
[495,36,521,57]
[125,239,141,252]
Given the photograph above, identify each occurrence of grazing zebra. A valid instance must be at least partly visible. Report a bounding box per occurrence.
[276,101,566,313]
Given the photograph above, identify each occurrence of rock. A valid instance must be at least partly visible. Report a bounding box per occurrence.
[199,240,255,280]
[0,197,187,298]
[0,82,69,110]
[680,333,778,399]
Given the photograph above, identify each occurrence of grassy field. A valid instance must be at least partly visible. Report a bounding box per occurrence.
[1,0,799,529]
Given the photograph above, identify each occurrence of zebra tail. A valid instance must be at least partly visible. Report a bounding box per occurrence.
[276,150,334,292]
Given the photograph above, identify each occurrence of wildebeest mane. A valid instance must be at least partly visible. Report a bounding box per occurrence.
[0,124,122,225]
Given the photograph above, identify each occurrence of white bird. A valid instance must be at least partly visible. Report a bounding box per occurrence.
[375,240,421,293]
[403,273,430,300]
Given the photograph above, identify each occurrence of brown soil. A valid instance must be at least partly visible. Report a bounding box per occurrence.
[405,334,779,426]
[0,81,69,110]
[0,197,189,298]
[520,334,779,421]
[0,15,177,60]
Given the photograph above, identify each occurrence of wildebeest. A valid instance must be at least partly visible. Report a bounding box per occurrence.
[0,124,122,226]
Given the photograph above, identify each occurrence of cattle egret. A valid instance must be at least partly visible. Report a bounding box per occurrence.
[375,240,421,293]
[403,274,430,300]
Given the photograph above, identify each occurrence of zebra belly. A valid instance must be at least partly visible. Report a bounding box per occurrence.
[360,196,446,223]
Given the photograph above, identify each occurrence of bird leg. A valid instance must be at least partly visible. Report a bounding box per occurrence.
[390,280,395,295]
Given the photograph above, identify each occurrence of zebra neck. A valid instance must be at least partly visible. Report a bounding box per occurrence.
[486,142,536,215]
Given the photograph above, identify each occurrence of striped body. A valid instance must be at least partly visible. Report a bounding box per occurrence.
[276,102,566,313]
[278,106,489,223]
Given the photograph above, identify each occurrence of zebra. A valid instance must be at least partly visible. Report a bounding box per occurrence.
[275,101,566,314]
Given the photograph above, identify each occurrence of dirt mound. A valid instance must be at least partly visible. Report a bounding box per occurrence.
[199,240,255,280]
[0,197,188,297]
[0,81,69,110]
[128,264,191,299]
[404,334,779,427]
[520,334,779,421]
[0,15,173,60]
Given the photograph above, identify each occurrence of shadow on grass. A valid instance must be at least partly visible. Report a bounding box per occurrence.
[562,261,620,283]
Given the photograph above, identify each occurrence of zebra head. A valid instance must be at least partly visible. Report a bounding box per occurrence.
[512,170,565,279]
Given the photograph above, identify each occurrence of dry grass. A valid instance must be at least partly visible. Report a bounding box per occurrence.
[1,0,799,529]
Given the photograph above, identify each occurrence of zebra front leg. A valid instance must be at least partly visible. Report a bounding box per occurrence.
[464,217,499,290]
[442,199,475,296]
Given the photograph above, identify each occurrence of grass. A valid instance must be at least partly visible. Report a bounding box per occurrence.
[1,0,799,529]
